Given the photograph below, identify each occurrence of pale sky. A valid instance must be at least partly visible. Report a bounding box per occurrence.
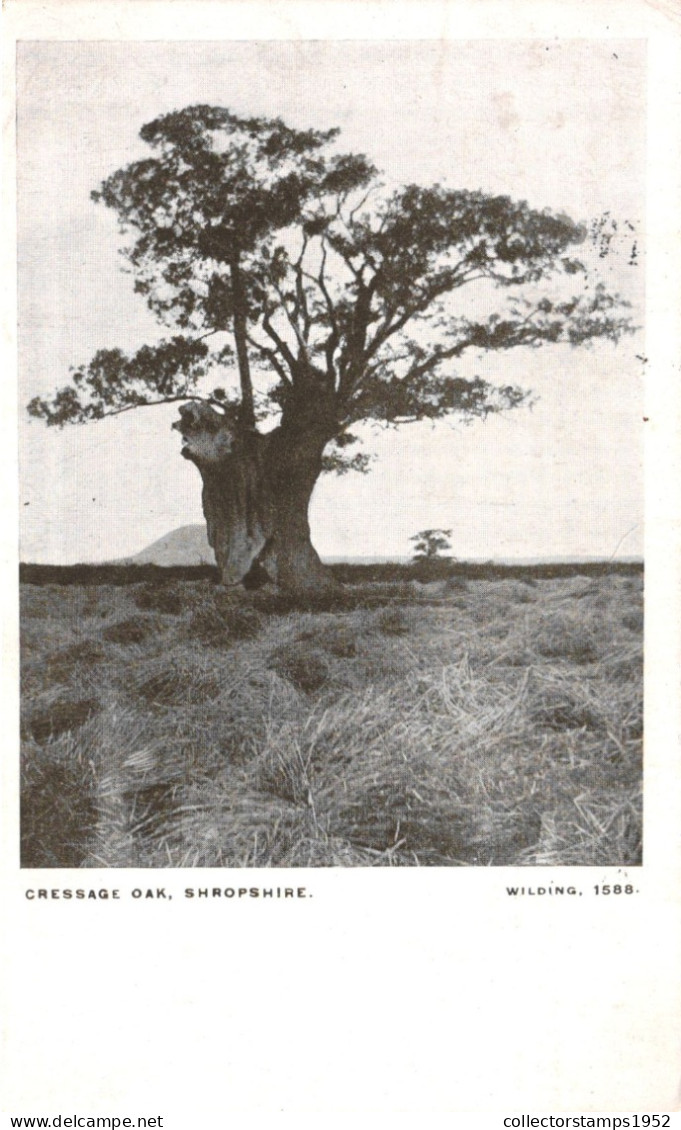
[18,39,645,562]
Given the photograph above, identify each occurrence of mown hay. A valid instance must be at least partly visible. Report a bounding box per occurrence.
[146,781,314,868]
[186,605,229,644]
[525,788,642,867]
[254,741,312,805]
[266,643,330,693]
[323,751,541,864]
[216,604,263,640]
[134,583,185,615]
[531,700,603,732]
[133,656,224,706]
[42,639,105,681]
[23,694,99,743]
[373,607,412,636]
[601,643,643,682]
[19,569,643,868]
[249,588,301,616]
[296,622,358,657]
[533,691,605,727]
[533,613,600,663]
[187,596,263,645]
[529,676,608,733]
[280,836,392,867]
[469,579,537,604]
[621,608,644,633]
[102,616,157,644]
[21,747,98,867]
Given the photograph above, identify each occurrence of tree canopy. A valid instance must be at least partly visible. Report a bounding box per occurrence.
[29,103,634,465]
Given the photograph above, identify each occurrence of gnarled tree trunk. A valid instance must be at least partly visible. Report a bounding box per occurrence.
[174,402,337,596]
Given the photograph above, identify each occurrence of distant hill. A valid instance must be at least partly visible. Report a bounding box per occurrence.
[124,524,215,566]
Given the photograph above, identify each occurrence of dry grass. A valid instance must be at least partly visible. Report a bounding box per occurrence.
[22,692,100,743]
[19,571,643,867]
[266,642,331,693]
[187,595,263,645]
[296,621,358,657]
[372,607,413,636]
[102,616,159,644]
[133,582,185,615]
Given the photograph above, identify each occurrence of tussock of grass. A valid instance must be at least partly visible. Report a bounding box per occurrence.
[42,639,106,681]
[373,607,412,636]
[528,671,608,734]
[37,709,192,867]
[445,576,469,594]
[526,789,642,867]
[542,575,596,598]
[601,643,642,682]
[469,578,537,604]
[102,616,159,644]
[249,586,357,615]
[266,642,330,693]
[23,693,100,743]
[621,608,644,633]
[186,594,263,644]
[253,738,314,805]
[221,605,263,639]
[296,621,358,657]
[186,605,230,644]
[133,655,225,706]
[244,674,546,864]
[151,787,313,868]
[21,734,98,866]
[134,582,185,615]
[250,581,416,615]
[531,611,601,663]
[324,750,535,864]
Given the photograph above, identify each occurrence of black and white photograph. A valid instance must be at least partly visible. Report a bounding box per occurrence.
[18,37,645,870]
[4,0,681,1119]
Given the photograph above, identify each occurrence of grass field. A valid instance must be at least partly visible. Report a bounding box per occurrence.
[20,568,643,868]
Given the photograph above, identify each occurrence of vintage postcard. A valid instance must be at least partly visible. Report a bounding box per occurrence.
[2,0,680,1119]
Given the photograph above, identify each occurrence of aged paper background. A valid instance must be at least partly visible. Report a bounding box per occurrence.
[2,0,680,1119]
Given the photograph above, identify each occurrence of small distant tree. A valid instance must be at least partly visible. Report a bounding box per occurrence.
[410,529,453,560]
[410,528,456,580]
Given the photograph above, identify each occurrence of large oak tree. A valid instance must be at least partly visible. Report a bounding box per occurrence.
[29,105,634,595]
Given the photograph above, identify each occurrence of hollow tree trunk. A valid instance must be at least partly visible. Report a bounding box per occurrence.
[173,402,337,596]
[261,415,336,595]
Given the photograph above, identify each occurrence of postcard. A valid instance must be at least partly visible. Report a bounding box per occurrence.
[2,0,680,1118]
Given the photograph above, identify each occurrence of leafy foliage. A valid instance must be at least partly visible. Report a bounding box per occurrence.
[28,337,212,425]
[30,104,634,464]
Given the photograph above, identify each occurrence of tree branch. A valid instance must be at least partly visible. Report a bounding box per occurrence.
[30,392,233,428]
[229,253,256,429]
[292,235,312,344]
[108,393,232,417]
[365,269,487,360]
[337,276,378,399]
[262,312,299,376]
[301,240,341,386]
[270,277,310,363]
[245,331,293,385]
